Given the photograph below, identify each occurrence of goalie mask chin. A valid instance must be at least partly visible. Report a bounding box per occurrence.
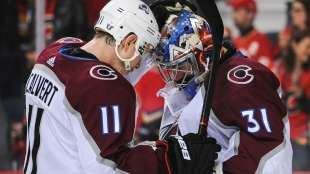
[155,10,213,98]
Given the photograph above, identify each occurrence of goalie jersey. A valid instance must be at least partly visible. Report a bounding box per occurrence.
[24,38,164,174]
[160,54,293,174]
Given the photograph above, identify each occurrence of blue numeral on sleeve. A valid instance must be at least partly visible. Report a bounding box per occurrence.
[260,108,272,133]
[112,105,120,133]
[241,108,272,134]
[241,110,260,133]
[100,106,120,134]
[101,107,109,134]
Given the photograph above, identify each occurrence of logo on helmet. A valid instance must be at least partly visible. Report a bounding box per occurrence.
[227,65,254,85]
[139,4,150,14]
[106,24,114,31]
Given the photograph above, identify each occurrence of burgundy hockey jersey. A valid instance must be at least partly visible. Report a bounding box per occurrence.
[24,37,168,174]
[160,53,292,174]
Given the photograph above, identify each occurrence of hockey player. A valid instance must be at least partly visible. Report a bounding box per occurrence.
[152,8,293,174]
[23,0,220,174]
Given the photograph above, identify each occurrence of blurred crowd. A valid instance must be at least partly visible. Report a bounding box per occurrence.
[0,0,309,172]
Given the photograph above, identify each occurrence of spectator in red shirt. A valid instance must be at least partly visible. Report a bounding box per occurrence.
[275,30,310,171]
[228,0,274,69]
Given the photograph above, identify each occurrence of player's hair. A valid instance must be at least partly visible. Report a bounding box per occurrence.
[95,30,116,46]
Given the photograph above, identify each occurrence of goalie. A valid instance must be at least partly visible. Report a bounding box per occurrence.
[151,1,293,173]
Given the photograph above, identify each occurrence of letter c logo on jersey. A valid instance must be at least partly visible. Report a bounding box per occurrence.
[90,65,118,80]
[227,65,254,85]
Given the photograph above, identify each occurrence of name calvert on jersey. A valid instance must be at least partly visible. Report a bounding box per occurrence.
[25,73,59,107]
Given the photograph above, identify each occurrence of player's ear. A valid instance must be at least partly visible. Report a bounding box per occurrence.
[123,34,137,51]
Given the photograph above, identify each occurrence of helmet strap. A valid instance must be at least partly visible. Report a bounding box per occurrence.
[114,41,140,71]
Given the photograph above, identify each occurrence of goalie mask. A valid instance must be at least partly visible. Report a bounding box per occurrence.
[155,10,213,98]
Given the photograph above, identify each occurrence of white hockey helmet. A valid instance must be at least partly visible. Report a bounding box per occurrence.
[94,0,161,71]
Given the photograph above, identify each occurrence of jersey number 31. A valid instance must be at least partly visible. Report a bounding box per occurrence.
[241,109,272,133]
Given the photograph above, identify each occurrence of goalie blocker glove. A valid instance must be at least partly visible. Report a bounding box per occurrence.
[157,133,221,174]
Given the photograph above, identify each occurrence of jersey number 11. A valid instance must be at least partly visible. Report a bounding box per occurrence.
[100,106,121,134]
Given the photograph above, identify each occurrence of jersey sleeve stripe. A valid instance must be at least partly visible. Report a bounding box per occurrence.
[30,108,44,174]
[24,105,33,174]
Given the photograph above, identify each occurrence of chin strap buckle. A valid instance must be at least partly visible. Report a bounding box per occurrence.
[124,61,132,71]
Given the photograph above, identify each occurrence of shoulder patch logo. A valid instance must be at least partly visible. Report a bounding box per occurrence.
[90,65,118,80]
[227,65,254,85]
[47,56,56,67]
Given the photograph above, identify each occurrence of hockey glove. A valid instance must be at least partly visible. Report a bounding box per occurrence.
[165,133,221,174]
